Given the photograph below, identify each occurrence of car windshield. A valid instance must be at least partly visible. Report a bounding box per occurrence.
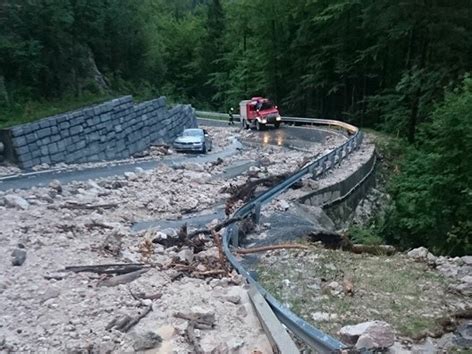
[182,129,203,137]
[257,101,274,111]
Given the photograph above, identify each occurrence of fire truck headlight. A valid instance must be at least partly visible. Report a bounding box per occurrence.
[261,119,267,124]
[276,116,282,121]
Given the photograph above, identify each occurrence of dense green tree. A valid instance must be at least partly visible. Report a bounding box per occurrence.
[383,77,472,255]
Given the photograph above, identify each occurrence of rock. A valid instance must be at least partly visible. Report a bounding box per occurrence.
[224,295,241,304]
[451,276,472,295]
[176,248,194,263]
[40,287,60,303]
[132,331,162,351]
[327,281,343,295]
[124,172,138,181]
[276,199,290,211]
[11,248,27,266]
[462,256,472,265]
[190,306,216,323]
[4,194,29,210]
[437,262,460,278]
[454,322,472,348]
[339,321,394,349]
[0,277,11,293]
[311,312,337,322]
[48,179,62,194]
[183,162,205,172]
[407,247,436,264]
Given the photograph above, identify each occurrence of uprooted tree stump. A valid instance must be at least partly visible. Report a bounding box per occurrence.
[308,230,396,255]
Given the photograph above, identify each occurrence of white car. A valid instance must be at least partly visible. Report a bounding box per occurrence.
[173,128,212,154]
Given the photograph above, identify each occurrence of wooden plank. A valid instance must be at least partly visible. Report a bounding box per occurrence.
[248,286,300,354]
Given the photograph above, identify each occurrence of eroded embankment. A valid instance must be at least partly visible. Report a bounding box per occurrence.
[237,134,471,352]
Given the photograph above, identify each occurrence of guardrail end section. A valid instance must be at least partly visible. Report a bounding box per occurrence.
[248,285,300,354]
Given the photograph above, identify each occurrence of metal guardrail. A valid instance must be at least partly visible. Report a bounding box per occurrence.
[197,110,362,352]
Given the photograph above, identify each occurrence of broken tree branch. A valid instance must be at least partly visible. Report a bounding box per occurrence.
[62,201,119,210]
[187,216,243,238]
[121,305,153,332]
[237,243,309,255]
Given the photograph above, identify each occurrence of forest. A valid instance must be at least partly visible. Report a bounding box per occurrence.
[0,0,471,255]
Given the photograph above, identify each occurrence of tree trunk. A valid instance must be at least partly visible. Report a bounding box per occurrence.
[0,75,9,105]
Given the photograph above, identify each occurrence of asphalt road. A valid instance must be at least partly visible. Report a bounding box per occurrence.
[0,119,339,191]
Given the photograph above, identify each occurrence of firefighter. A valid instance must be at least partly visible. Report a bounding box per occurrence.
[228,107,235,125]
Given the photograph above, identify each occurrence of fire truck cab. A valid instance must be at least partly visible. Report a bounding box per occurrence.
[239,97,282,130]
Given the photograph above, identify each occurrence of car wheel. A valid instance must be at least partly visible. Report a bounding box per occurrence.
[202,143,207,154]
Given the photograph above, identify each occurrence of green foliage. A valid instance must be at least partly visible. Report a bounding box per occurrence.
[0,92,112,128]
[383,77,472,255]
[349,225,383,246]
[1,0,471,255]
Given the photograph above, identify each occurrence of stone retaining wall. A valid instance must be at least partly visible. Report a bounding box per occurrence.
[0,96,197,169]
[299,144,376,207]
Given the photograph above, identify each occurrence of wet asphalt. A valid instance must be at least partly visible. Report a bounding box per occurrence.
[0,119,334,191]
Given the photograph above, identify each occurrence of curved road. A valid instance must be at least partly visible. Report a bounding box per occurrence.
[0,120,336,191]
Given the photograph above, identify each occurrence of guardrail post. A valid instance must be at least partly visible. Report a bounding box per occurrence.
[252,202,261,224]
[230,224,239,247]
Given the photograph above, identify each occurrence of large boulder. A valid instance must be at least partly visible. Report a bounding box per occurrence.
[339,320,395,350]
[407,247,436,264]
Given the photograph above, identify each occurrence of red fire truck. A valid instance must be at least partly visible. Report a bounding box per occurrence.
[239,97,282,130]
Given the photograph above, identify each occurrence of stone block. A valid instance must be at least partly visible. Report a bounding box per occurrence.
[59,121,70,130]
[76,140,86,150]
[50,134,61,143]
[40,155,51,164]
[40,145,49,155]
[12,136,27,147]
[31,148,41,158]
[57,140,66,152]
[83,107,94,118]
[25,133,36,144]
[50,152,65,163]
[36,127,51,139]
[70,125,83,135]
[49,143,59,154]
[40,137,51,145]
[22,159,34,169]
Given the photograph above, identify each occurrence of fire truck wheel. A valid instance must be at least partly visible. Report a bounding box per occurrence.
[256,121,262,131]
[275,122,280,129]
[244,120,250,130]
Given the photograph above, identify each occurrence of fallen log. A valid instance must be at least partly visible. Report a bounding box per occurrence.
[99,268,149,287]
[309,231,397,255]
[65,263,146,275]
[62,201,119,210]
[192,269,226,277]
[237,243,309,255]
